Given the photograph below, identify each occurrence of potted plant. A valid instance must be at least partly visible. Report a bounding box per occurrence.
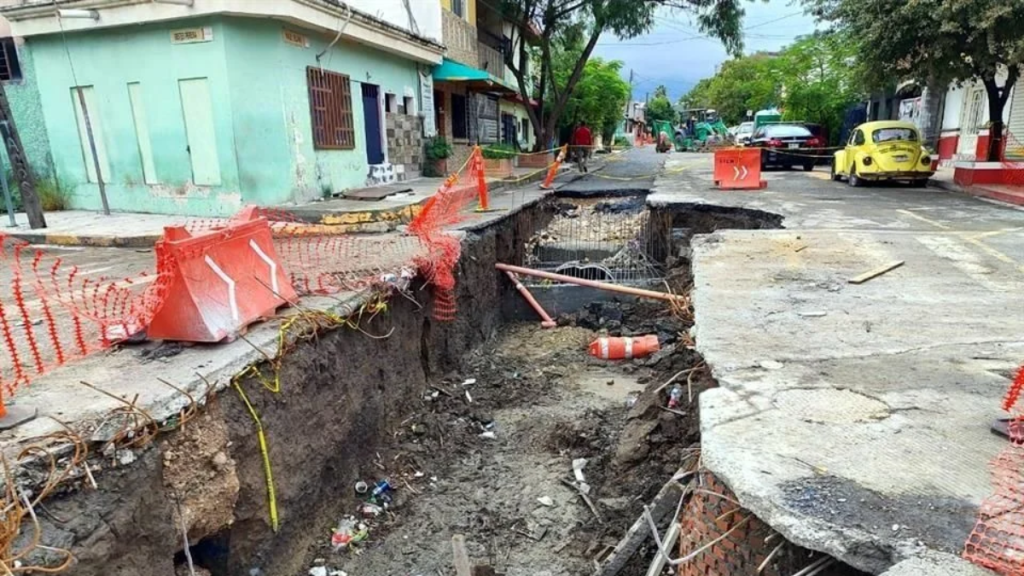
[424,137,453,177]
[481,143,517,177]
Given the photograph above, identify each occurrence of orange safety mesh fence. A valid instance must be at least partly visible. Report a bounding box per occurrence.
[964,364,1024,574]
[0,149,489,398]
[0,234,171,396]
[406,151,483,320]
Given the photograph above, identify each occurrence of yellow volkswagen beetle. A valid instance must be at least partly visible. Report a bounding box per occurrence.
[832,121,934,187]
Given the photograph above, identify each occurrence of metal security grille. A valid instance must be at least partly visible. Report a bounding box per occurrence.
[0,39,21,82]
[307,67,355,150]
[524,197,668,286]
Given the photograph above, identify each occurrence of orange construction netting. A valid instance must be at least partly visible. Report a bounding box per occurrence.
[964,365,1024,574]
[0,148,490,398]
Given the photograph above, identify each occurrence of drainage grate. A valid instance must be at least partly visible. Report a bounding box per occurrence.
[524,197,667,286]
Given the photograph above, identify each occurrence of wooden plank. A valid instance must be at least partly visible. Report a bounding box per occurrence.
[645,521,681,576]
[452,534,472,576]
[848,260,905,284]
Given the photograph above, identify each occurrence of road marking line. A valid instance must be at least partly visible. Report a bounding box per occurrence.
[897,209,952,230]
[965,227,1022,240]
[961,236,1024,273]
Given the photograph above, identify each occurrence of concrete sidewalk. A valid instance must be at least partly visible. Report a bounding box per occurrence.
[5,165,567,247]
[286,165,559,232]
[5,210,204,247]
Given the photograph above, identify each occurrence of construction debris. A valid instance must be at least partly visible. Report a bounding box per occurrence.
[848,260,904,284]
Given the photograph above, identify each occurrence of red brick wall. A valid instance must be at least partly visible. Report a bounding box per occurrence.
[678,470,862,576]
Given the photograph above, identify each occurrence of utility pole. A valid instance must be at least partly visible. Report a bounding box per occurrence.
[0,82,44,229]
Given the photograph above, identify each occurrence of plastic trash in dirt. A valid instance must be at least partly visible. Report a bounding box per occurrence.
[668,384,684,408]
[359,502,384,518]
[331,516,368,551]
[370,479,393,503]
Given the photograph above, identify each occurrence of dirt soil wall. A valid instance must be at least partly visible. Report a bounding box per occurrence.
[30,211,539,576]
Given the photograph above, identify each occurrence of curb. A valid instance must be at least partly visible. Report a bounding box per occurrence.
[8,232,160,248]
[928,178,1024,208]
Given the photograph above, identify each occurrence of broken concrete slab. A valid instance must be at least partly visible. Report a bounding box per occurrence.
[691,229,1023,574]
[879,551,996,576]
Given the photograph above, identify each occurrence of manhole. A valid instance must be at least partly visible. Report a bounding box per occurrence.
[772,388,890,423]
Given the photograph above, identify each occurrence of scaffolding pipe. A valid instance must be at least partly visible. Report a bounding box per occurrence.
[495,263,686,302]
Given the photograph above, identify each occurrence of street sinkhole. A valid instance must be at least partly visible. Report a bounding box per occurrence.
[271,194,711,576]
[163,194,810,576]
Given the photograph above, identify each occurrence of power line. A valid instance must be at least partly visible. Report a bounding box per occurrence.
[744,11,806,30]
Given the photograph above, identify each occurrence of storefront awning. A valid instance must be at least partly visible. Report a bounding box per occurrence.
[432,58,517,94]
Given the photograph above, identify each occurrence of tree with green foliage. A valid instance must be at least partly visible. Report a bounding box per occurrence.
[498,0,749,150]
[645,94,677,126]
[678,53,779,125]
[558,58,631,141]
[804,0,1024,161]
[774,32,862,143]
[678,32,862,143]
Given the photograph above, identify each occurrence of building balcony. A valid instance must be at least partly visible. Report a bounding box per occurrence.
[441,8,478,67]
[477,41,504,78]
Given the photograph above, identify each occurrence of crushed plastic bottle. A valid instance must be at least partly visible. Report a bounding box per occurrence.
[668,385,684,409]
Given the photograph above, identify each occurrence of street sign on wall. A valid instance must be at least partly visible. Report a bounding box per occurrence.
[171,27,213,44]
[419,71,436,137]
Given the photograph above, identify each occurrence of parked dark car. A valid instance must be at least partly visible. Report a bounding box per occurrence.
[799,123,831,165]
[749,124,827,171]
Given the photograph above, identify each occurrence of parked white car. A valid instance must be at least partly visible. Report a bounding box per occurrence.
[735,121,754,145]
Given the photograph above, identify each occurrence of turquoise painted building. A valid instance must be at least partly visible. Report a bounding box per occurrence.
[1,40,54,181]
[1,1,444,216]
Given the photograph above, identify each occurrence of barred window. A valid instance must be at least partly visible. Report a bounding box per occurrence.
[306,67,354,149]
[0,38,22,82]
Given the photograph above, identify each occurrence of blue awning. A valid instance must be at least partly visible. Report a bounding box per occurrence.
[432,58,516,93]
[432,57,491,82]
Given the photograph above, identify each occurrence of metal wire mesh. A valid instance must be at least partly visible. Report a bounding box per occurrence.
[523,197,668,286]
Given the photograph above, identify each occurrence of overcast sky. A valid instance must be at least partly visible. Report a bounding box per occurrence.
[592,0,819,102]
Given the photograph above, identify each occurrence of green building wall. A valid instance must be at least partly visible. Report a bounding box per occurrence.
[23,16,424,216]
[3,41,54,182]
[221,18,422,206]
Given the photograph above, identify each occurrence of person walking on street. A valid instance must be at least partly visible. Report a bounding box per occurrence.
[572,121,593,173]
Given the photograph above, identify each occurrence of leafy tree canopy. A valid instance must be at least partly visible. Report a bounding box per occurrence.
[499,0,752,150]
[803,0,1024,159]
[678,32,863,144]
[557,57,632,141]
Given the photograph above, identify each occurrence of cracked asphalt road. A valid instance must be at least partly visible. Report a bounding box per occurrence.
[652,152,1023,576]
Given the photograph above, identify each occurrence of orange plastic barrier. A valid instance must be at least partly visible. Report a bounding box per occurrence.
[713,147,766,190]
[147,208,297,343]
[541,145,568,190]
[588,335,660,360]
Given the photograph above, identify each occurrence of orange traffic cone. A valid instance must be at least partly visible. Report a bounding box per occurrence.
[588,335,660,360]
